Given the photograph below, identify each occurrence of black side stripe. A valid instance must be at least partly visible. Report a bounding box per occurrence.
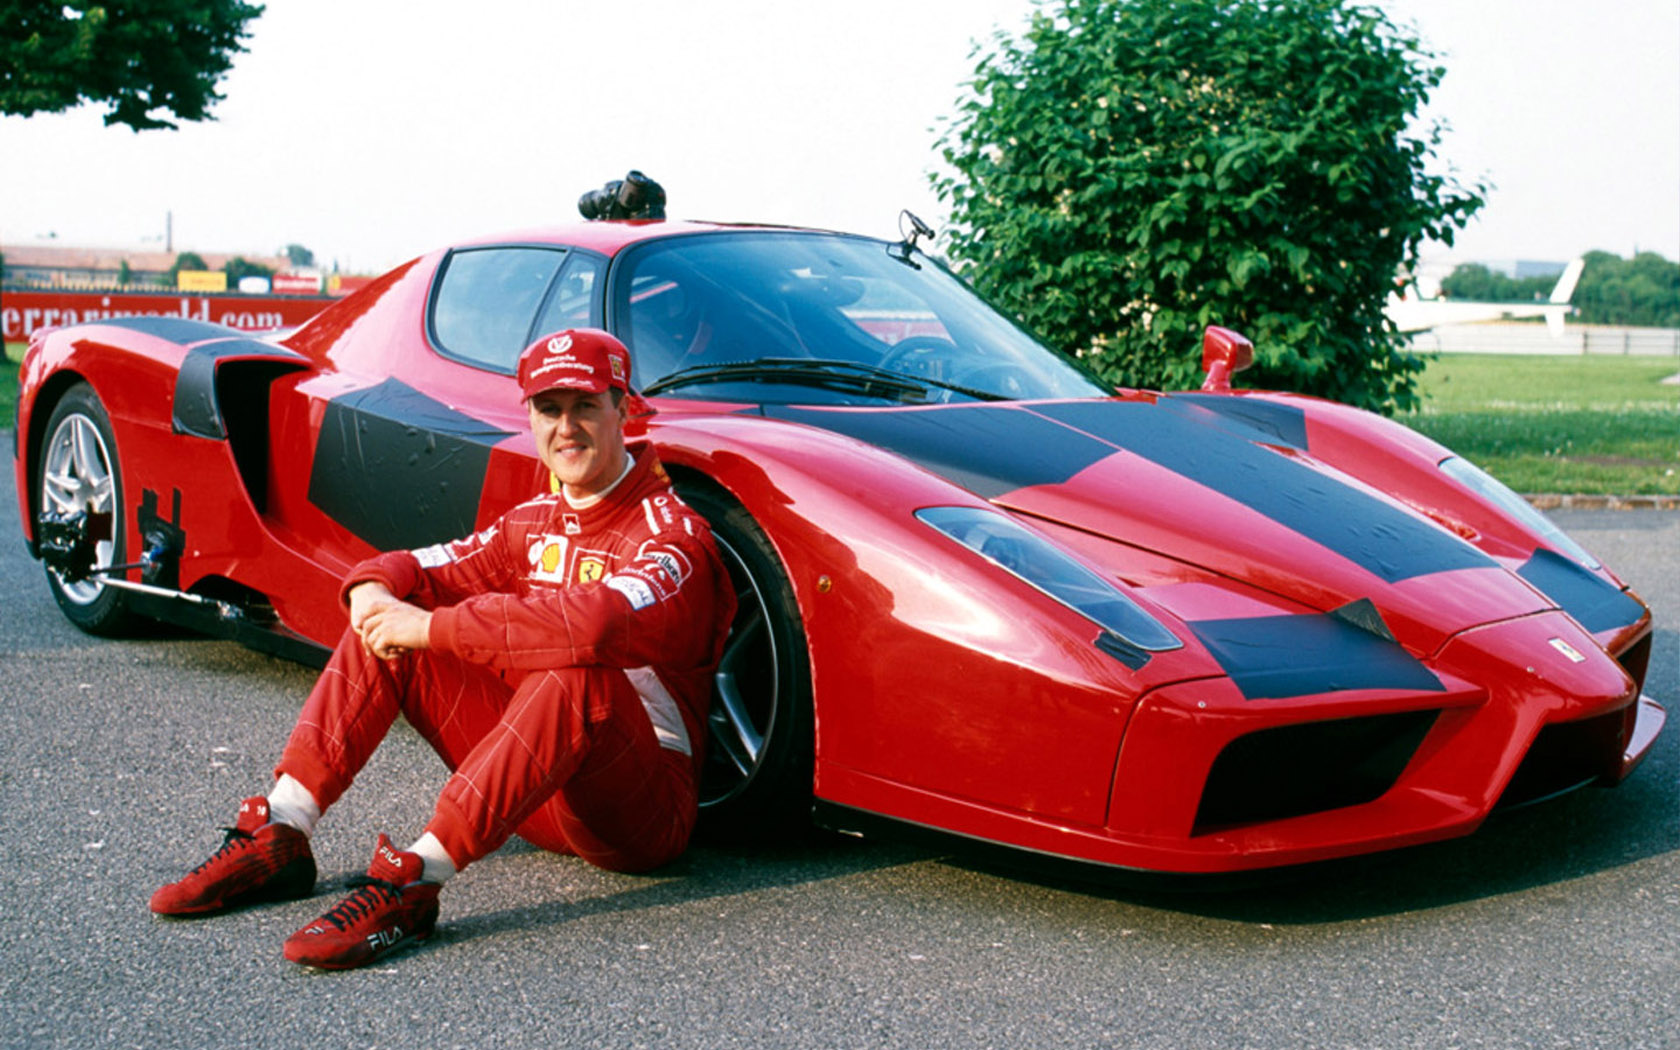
[308,378,513,551]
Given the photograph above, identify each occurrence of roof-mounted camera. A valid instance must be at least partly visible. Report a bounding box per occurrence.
[578,170,667,221]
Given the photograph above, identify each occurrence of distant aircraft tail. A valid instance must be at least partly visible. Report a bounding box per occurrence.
[1550,258,1585,304]
[1545,257,1585,337]
[1385,255,1584,337]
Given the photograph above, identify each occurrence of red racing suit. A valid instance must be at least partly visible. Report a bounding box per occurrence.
[276,444,735,872]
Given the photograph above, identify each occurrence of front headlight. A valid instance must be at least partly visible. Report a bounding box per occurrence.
[1438,456,1600,570]
[916,506,1183,665]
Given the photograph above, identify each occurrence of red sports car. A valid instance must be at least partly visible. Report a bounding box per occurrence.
[12,216,1664,874]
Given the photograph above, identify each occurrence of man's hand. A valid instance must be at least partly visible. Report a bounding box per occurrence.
[347,581,397,635]
[347,582,432,659]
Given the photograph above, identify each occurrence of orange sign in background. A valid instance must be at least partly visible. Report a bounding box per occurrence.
[176,270,229,292]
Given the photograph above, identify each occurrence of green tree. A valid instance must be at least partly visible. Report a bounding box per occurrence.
[0,0,264,131]
[223,255,272,284]
[283,243,315,268]
[1574,250,1680,328]
[1439,263,1555,302]
[934,0,1484,413]
[166,251,207,283]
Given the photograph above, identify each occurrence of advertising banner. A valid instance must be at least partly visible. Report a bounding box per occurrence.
[2,291,334,341]
[176,270,229,292]
[273,271,324,294]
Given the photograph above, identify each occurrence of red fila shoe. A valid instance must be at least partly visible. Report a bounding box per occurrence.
[150,796,316,916]
[282,834,440,970]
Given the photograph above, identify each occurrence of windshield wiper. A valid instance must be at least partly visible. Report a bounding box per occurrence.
[643,357,1006,403]
[825,359,1008,402]
[643,358,926,401]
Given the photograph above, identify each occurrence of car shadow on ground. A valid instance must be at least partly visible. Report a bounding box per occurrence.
[941,732,1680,926]
[403,733,1676,952]
[121,628,1679,937]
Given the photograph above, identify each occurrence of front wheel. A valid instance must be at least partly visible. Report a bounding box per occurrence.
[36,383,136,635]
[678,482,814,838]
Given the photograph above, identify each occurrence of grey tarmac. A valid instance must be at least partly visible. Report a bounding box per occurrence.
[1,471,1675,1050]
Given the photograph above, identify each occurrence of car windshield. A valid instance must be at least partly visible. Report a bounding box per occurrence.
[612,231,1109,404]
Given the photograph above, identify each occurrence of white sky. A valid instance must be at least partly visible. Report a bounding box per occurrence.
[2,0,1675,274]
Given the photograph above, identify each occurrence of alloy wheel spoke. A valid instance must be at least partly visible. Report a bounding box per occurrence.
[43,469,81,512]
[71,418,102,479]
[718,610,766,674]
[709,677,764,776]
[88,474,114,515]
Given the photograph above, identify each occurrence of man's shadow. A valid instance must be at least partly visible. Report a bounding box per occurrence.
[429,829,931,948]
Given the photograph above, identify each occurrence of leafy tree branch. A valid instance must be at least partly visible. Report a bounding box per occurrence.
[934,0,1485,413]
[0,0,265,130]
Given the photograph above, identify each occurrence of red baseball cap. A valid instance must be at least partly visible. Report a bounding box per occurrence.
[516,328,632,400]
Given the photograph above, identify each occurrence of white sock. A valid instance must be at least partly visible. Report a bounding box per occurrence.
[266,774,322,836]
[407,832,458,885]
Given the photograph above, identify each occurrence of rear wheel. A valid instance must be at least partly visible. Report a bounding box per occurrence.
[678,483,814,838]
[37,383,136,635]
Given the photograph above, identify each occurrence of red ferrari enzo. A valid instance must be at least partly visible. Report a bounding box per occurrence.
[11,214,1664,874]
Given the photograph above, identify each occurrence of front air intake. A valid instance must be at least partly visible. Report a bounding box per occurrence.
[1615,633,1651,694]
[1192,710,1439,835]
[1497,707,1628,808]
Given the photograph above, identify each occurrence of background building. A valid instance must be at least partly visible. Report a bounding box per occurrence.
[0,243,291,290]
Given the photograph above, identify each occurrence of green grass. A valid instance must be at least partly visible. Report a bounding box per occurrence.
[3,342,21,430]
[4,341,1676,495]
[1403,353,1680,495]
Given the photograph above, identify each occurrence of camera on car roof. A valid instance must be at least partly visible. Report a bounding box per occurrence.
[578,170,667,221]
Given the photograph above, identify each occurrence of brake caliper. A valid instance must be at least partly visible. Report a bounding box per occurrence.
[37,511,97,582]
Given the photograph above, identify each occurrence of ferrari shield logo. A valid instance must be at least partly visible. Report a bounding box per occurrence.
[578,555,607,583]
[1548,637,1587,663]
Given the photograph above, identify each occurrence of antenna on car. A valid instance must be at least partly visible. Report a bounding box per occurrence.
[889,210,936,268]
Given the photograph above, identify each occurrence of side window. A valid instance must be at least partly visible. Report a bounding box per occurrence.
[531,252,605,336]
[430,247,567,371]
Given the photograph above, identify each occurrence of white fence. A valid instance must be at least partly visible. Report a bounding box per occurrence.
[1409,323,1680,356]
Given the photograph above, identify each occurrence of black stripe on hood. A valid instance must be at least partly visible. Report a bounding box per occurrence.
[769,400,1493,584]
[764,403,1113,499]
[1188,612,1445,700]
[1518,548,1645,634]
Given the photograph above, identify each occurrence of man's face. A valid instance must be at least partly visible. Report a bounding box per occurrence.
[528,388,628,498]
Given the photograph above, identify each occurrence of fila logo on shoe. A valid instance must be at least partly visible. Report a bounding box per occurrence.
[378,845,406,872]
[367,926,405,950]
[241,799,268,820]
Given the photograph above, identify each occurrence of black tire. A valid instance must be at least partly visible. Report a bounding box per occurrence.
[36,383,137,635]
[678,482,814,838]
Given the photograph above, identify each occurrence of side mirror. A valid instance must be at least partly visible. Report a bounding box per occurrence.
[1200,326,1254,392]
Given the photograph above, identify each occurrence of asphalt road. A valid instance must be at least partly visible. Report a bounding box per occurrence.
[2,474,1675,1050]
